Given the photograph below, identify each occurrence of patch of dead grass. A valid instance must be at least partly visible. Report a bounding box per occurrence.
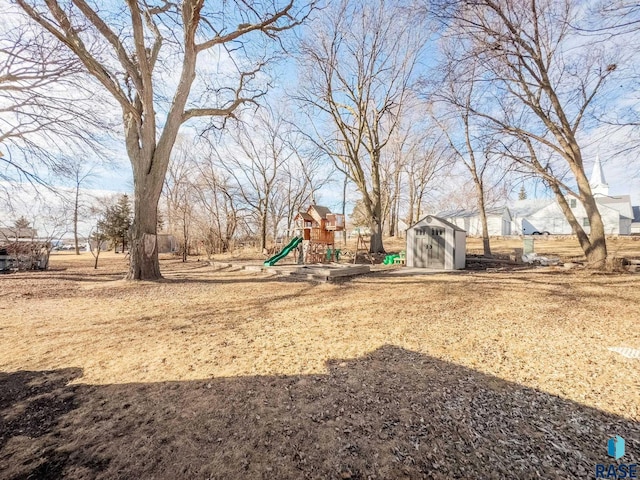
[0,246,639,478]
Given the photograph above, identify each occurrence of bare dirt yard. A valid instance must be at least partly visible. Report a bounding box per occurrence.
[1,238,639,479]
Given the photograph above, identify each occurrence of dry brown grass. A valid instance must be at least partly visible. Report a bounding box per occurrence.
[1,245,639,479]
[214,234,640,263]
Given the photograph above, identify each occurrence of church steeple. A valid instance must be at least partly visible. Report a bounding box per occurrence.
[589,155,609,196]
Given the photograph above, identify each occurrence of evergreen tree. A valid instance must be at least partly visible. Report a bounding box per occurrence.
[98,194,132,252]
[14,216,30,229]
[518,185,527,201]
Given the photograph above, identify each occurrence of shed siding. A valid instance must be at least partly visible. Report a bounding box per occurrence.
[406,216,466,270]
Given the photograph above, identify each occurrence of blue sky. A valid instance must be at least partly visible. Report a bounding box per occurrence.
[2,0,640,223]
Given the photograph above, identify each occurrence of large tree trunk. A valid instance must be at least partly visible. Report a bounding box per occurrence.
[407,179,415,227]
[368,198,385,254]
[182,210,188,263]
[388,202,396,237]
[260,210,268,252]
[475,180,491,257]
[369,154,385,254]
[582,197,607,267]
[478,209,491,256]
[369,218,384,253]
[574,166,607,267]
[342,175,348,245]
[416,191,425,222]
[74,186,80,255]
[549,178,607,268]
[126,170,163,280]
[388,168,402,237]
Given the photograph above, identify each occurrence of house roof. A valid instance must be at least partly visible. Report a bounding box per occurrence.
[596,195,633,218]
[0,227,38,239]
[597,194,631,205]
[436,206,509,219]
[510,199,554,218]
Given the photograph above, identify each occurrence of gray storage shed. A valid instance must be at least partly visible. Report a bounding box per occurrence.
[406,215,466,270]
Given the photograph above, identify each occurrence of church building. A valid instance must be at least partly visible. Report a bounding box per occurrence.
[509,157,639,235]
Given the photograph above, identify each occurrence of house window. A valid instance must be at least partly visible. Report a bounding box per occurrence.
[570,199,577,208]
[583,217,590,227]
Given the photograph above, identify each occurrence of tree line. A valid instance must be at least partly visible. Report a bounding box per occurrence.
[1,0,638,278]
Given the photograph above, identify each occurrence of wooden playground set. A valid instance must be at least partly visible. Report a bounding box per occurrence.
[263,205,373,267]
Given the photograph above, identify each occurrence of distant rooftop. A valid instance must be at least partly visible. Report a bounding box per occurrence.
[436,207,508,218]
[509,199,554,217]
[0,227,38,239]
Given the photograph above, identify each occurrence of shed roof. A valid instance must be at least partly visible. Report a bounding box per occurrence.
[409,215,466,232]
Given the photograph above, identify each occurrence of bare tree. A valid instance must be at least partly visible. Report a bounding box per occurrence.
[433,55,509,256]
[163,142,197,262]
[436,0,619,266]
[380,138,406,238]
[0,16,107,186]
[191,155,241,257]
[217,111,290,251]
[16,0,313,279]
[379,101,452,235]
[56,158,96,255]
[404,131,453,226]
[297,0,427,252]
[579,4,640,162]
[88,222,107,269]
[273,137,331,236]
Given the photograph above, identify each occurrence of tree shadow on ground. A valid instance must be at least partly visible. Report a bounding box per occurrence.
[1,346,638,480]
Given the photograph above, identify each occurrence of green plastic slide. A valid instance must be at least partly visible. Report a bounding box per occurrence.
[263,236,302,266]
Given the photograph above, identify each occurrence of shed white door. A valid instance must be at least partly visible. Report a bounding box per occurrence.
[415,226,445,268]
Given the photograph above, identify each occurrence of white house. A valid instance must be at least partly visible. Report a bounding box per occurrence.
[632,207,640,234]
[510,157,637,235]
[509,199,554,235]
[436,207,512,236]
[396,219,409,238]
[520,198,630,235]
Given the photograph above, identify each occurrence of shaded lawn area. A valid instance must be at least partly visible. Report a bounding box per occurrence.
[0,255,638,478]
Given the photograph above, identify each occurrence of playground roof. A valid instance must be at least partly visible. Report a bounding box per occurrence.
[309,205,331,219]
[296,212,313,221]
